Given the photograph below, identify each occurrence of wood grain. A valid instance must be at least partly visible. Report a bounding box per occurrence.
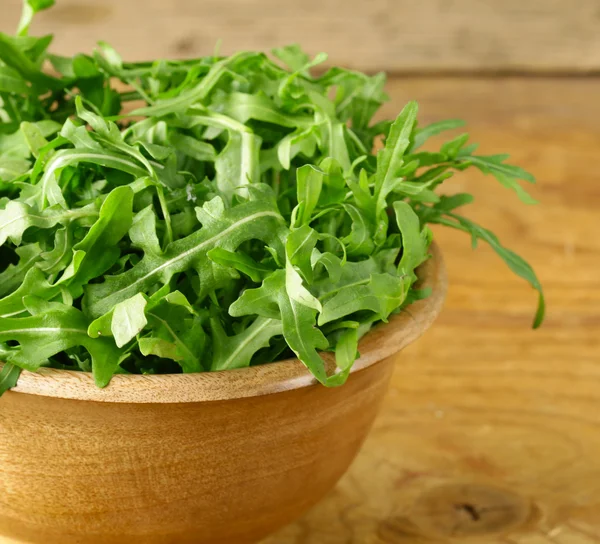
[1,0,600,73]
[0,356,395,544]
[261,76,600,542]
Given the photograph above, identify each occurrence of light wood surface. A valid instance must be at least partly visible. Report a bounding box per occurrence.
[2,0,600,73]
[260,76,600,543]
[0,255,446,544]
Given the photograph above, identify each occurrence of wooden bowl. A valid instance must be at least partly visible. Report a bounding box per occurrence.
[0,245,446,544]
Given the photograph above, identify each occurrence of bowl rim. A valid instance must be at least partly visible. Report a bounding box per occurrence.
[3,243,446,404]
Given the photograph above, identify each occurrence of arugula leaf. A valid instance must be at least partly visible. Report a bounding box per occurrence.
[139,291,205,372]
[223,92,313,129]
[207,247,273,283]
[295,164,324,226]
[0,65,32,95]
[429,211,545,328]
[393,201,430,280]
[17,0,56,37]
[327,327,358,386]
[375,101,418,216]
[0,200,93,246]
[0,2,545,394]
[319,273,410,326]
[342,204,375,258]
[210,316,283,371]
[410,119,465,151]
[275,126,318,170]
[0,243,42,297]
[286,224,319,282]
[89,293,148,348]
[0,298,124,386]
[466,155,538,204]
[215,131,262,204]
[231,270,330,383]
[0,363,21,395]
[0,33,60,90]
[0,267,61,318]
[58,186,134,296]
[84,196,286,317]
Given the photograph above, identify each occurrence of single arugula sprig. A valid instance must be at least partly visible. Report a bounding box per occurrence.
[0,2,544,394]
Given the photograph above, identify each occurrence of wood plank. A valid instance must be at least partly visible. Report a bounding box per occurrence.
[1,0,600,73]
[261,76,600,542]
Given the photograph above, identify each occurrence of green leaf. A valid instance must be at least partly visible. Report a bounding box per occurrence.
[286,224,319,282]
[342,204,375,258]
[433,211,545,328]
[295,164,323,226]
[0,363,21,396]
[311,250,343,284]
[0,159,30,182]
[410,119,465,151]
[84,197,285,317]
[0,131,29,158]
[467,155,538,205]
[130,52,259,118]
[434,193,475,212]
[170,132,216,162]
[17,0,55,36]
[393,200,430,280]
[391,180,440,203]
[94,41,123,74]
[276,127,318,170]
[0,65,32,95]
[144,298,205,373]
[224,92,313,129]
[207,247,272,283]
[72,54,99,78]
[326,327,358,386]
[272,44,311,72]
[0,33,60,90]
[318,157,347,206]
[230,270,329,382]
[21,121,49,157]
[318,273,410,326]
[0,300,123,387]
[375,101,419,214]
[440,133,469,159]
[75,97,158,179]
[285,256,321,312]
[59,186,134,295]
[36,148,146,209]
[0,24,545,388]
[129,206,161,256]
[210,316,283,371]
[38,227,73,274]
[0,267,60,318]
[112,294,148,347]
[276,272,329,381]
[89,293,149,348]
[0,243,42,297]
[138,337,179,361]
[218,131,262,203]
[0,201,87,247]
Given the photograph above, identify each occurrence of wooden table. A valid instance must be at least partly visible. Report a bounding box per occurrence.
[264,77,600,543]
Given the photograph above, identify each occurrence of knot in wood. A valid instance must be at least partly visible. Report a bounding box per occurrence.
[408,483,531,538]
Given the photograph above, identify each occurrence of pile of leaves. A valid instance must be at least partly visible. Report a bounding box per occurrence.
[0,0,544,395]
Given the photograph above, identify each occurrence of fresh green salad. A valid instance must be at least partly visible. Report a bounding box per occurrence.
[0,0,544,395]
